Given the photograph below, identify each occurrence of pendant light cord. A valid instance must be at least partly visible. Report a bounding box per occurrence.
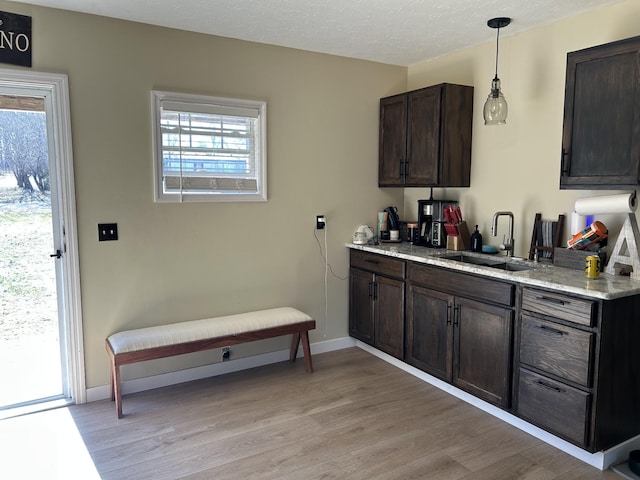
[494,27,500,80]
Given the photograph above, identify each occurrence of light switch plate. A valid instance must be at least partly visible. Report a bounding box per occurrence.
[98,223,118,241]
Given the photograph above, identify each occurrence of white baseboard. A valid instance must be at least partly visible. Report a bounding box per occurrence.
[355,341,640,471]
[86,336,356,403]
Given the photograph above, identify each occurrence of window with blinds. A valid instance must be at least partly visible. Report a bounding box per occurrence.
[152,91,267,202]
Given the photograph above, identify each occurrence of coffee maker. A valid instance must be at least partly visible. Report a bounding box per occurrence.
[417,198,458,247]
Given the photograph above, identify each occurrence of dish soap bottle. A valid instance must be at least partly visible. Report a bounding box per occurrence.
[471,225,483,252]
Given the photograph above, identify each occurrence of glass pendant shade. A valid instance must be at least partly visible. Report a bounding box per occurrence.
[483,77,508,125]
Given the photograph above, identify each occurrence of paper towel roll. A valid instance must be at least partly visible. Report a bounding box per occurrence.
[574,193,637,215]
[570,211,587,235]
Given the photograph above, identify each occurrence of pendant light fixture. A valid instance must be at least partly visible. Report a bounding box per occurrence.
[483,17,511,125]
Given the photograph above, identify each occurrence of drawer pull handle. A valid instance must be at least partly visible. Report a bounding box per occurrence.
[538,325,567,336]
[365,259,380,265]
[536,380,564,394]
[537,295,567,306]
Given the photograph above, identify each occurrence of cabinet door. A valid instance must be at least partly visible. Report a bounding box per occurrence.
[379,94,407,187]
[406,86,441,186]
[439,84,473,187]
[349,268,374,344]
[453,297,513,408]
[374,275,405,359]
[406,284,452,380]
[561,36,640,189]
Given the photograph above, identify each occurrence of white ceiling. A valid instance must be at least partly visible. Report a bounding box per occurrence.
[12,0,624,66]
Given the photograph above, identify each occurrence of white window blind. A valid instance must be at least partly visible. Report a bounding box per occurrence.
[152,91,267,202]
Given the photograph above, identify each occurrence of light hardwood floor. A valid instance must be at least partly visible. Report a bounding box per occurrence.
[0,348,625,479]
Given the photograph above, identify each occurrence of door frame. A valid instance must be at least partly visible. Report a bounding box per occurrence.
[0,68,85,404]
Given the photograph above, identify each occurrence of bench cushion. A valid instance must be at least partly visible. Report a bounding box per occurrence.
[107,307,313,355]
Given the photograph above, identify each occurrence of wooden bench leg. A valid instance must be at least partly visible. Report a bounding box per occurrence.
[112,361,123,418]
[289,330,313,373]
[289,332,301,362]
[301,330,313,373]
[110,361,116,402]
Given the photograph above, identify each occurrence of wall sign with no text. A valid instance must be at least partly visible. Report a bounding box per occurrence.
[0,11,32,67]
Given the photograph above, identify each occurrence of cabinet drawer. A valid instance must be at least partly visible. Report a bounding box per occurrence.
[518,368,590,447]
[350,250,405,279]
[522,288,596,327]
[409,263,514,306]
[520,315,593,387]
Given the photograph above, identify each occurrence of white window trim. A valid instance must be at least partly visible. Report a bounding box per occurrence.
[151,90,267,203]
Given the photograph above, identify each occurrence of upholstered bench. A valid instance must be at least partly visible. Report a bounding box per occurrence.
[105,307,316,418]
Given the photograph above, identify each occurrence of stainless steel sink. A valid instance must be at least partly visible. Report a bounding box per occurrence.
[440,253,536,272]
[439,254,498,266]
[488,262,536,272]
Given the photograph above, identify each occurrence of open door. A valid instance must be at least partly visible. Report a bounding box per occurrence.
[0,69,84,415]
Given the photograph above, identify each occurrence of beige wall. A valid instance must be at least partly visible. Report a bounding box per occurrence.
[404,0,640,257]
[0,1,406,387]
[3,0,639,391]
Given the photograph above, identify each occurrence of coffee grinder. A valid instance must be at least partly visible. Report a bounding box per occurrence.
[417,197,458,247]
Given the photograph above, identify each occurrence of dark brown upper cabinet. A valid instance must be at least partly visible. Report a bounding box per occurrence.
[379,83,474,188]
[560,35,640,190]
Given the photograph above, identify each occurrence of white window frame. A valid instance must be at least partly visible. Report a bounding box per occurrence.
[151,90,267,202]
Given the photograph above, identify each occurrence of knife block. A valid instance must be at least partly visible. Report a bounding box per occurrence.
[446,221,471,250]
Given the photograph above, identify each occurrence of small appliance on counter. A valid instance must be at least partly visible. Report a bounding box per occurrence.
[378,206,401,242]
[417,198,458,247]
[352,225,374,245]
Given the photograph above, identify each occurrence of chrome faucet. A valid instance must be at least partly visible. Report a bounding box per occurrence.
[492,211,515,257]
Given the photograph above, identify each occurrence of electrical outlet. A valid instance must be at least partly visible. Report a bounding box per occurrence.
[316,215,326,229]
[222,346,230,361]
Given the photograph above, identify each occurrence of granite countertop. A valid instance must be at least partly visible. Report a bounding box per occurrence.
[346,242,640,300]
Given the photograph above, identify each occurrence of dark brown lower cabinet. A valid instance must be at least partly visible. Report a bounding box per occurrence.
[516,286,640,452]
[348,249,640,453]
[406,263,514,408]
[373,275,405,358]
[349,268,375,345]
[349,250,405,359]
[454,296,513,407]
[406,284,451,379]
